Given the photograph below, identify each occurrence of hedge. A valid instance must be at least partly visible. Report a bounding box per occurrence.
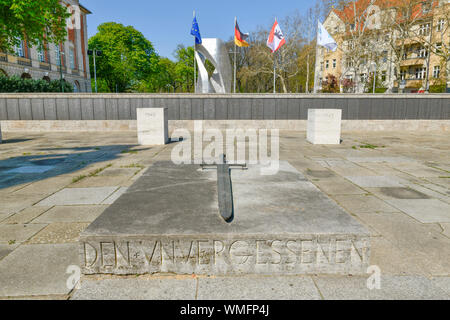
[0,76,73,93]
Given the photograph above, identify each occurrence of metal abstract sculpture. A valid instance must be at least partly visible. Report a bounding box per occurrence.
[195,38,232,93]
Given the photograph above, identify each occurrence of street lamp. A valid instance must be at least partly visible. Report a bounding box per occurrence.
[87,49,103,93]
[56,48,65,93]
[370,62,377,94]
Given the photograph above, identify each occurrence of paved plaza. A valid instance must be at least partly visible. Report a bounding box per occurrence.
[0,130,449,299]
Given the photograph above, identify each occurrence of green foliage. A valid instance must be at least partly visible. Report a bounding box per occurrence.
[322,74,340,93]
[88,22,160,92]
[429,84,446,93]
[0,75,73,92]
[172,45,195,93]
[0,0,70,52]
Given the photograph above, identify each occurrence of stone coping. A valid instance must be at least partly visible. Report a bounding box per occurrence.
[0,93,449,99]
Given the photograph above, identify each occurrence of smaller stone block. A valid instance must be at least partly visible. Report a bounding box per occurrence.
[0,121,2,144]
[307,109,342,145]
[137,108,168,146]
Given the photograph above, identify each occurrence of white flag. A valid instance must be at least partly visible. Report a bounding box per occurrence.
[317,21,337,52]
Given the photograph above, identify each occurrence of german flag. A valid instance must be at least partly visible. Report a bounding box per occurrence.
[235,19,249,47]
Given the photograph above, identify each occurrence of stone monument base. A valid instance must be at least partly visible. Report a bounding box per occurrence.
[307,109,342,145]
[80,161,370,276]
[137,108,168,145]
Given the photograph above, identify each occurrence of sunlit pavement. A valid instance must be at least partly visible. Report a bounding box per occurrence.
[0,130,449,300]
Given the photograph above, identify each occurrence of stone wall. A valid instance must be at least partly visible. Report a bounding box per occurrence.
[0,94,448,121]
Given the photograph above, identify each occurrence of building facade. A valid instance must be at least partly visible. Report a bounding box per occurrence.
[0,0,92,92]
[315,0,449,93]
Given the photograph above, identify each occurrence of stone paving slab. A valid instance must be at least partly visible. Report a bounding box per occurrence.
[346,157,416,164]
[3,206,52,224]
[0,244,18,261]
[36,187,118,206]
[196,276,321,300]
[432,277,450,296]
[0,224,47,244]
[344,176,405,188]
[71,277,197,300]
[311,178,367,195]
[333,195,399,213]
[385,199,450,223]
[0,244,79,298]
[33,205,108,223]
[313,275,449,300]
[28,222,90,244]
[101,187,128,205]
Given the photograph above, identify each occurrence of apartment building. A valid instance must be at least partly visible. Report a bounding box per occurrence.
[315,0,449,93]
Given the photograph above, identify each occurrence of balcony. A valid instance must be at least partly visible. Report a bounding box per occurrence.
[39,62,51,70]
[17,57,32,66]
[0,52,7,62]
[400,57,426,67]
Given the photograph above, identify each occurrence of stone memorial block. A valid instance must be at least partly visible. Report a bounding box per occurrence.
[80,159,370,276]
[307,109,342,145]
[137,108,168,145]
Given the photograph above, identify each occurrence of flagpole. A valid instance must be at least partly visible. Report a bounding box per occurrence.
[193,10,197,93]
[273,17,277,94]
[313,21,319,94]
[234,17,237,94]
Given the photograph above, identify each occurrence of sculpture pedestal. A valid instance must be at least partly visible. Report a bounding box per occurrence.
[137,108,168,146]
[307,109,342,145]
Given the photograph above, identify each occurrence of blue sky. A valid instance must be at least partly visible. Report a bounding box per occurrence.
[84,0,315,59]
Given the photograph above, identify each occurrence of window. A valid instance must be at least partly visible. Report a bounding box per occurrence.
[415,67,426,79]
[333,59,336,68]
[382,51,388,63]
[320,62,324,71]
[360,73,367,83]
[348,40,354,50]
[418,46,428,58]
[37,43,45,63]
[381,71,387,82]
[419,23,431,36]
[56,46,61,64]
[400,69,407,80]
[334,26,339,33]
[69,47,75,69]
[14,41,24,57]
[433,66,441,78]
[437,19,445,32]
[435,42,443,53]
[350,24,355,31]
[346,59,354,68]
[326,60,329,69]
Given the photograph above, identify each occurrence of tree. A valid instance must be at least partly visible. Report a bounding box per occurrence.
[0,0,69,52]
[173,45,195,93]
[88,22,159,92]
[238,12,306,93]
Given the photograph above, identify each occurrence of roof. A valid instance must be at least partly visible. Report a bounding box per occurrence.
[79,3,92,14]
[332,0,439,25]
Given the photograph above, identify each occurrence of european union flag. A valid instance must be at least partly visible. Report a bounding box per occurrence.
[191,16,202,45]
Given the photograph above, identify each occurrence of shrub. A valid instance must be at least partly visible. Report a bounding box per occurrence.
[0,75,73,93]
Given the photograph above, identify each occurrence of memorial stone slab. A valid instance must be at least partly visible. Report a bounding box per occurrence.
[307,109,342,145]
[80,161,370,276]
[137,108,168,145]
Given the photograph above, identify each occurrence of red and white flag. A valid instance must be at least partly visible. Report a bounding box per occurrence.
[267,19,286,53]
